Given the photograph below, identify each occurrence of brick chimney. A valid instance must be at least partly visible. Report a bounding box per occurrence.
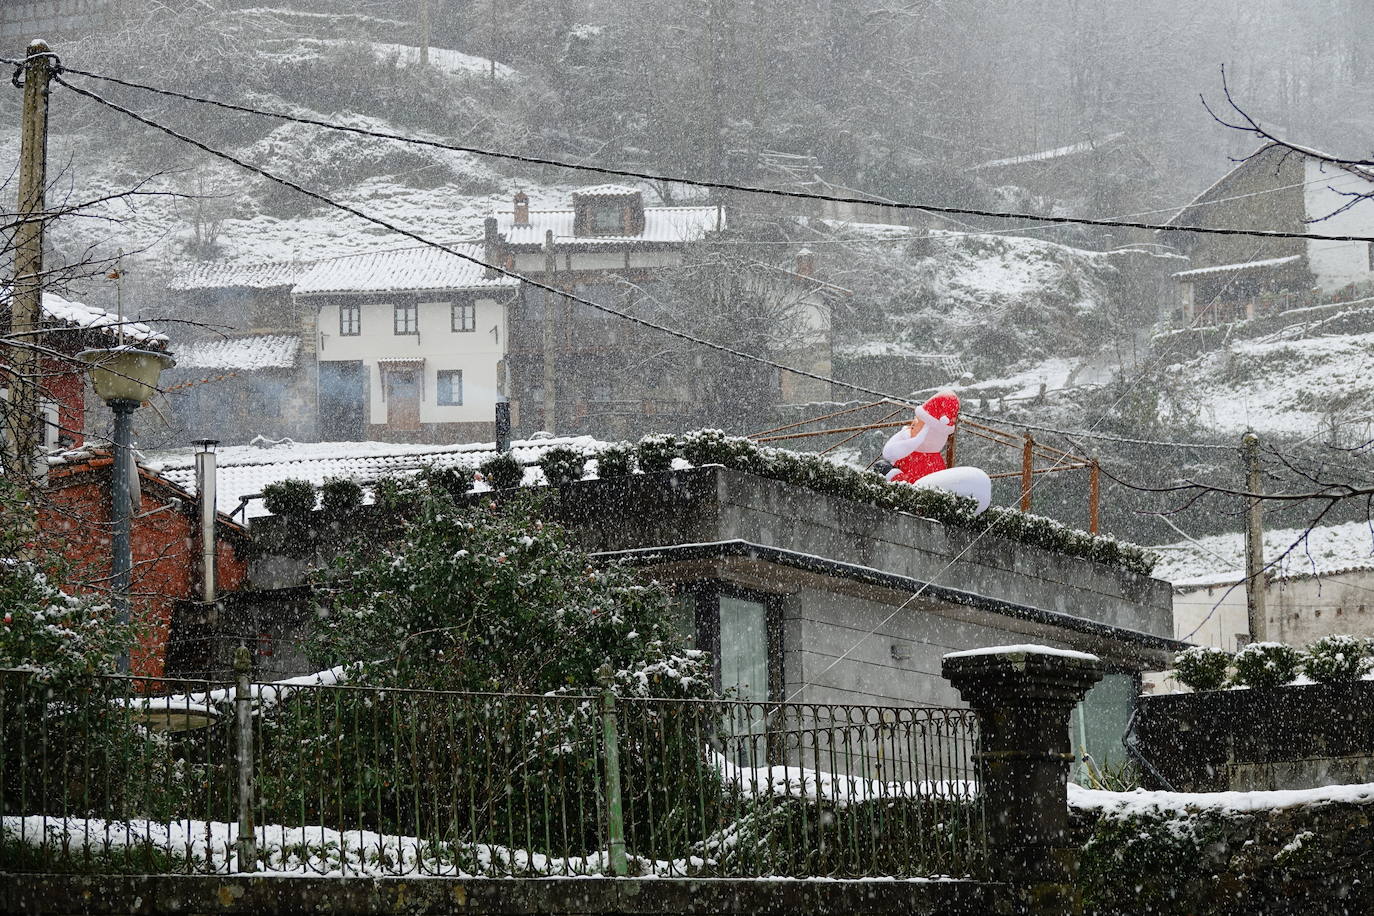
[795,248,815,278]
[513,191,529,227]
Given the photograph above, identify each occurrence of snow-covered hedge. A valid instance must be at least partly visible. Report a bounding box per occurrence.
[619,430,1157,578]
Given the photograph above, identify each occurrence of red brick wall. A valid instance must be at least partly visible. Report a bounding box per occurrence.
[42,358,85,446]
[40,460,248,678]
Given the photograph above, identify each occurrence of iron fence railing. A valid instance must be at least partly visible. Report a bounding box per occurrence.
[0,666,984,879]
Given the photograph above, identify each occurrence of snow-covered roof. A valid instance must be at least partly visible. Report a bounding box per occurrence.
[570,184,641,198]
[1153,519,1374,588]
[175,335,299,371]
[974,133,1124,171]
[497,206,722,248]
[169,260,307,291]
[144,435,607,521]
[293,242,518,295]
[1172,255,1303,280]
[39,292,166,345]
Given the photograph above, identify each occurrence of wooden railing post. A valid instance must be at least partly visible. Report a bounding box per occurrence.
[1020,433,1034,513]
[1088,461,1101,534]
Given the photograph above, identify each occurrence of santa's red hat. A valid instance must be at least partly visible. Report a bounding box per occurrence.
[922,390,960,425]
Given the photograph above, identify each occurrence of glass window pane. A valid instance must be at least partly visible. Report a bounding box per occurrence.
[719,595,768,702]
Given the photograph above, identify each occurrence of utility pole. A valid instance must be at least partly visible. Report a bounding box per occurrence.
[1242,430,1267,643]
[542,230,558,434]
[5,41,53,508]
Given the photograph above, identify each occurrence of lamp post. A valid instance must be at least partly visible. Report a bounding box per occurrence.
[79,346,175,673]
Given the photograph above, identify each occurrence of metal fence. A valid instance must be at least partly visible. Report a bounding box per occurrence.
[0,666,984,879]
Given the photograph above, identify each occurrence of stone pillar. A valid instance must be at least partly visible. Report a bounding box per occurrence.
[942,646,1104,916]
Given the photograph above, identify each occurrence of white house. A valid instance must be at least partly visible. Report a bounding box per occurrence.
[297,242,518,442]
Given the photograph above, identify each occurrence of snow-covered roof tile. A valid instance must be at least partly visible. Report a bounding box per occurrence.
[571,184,642,197]
[175,335,299,371]
[144,435,606,521]
[1171,255,1303,280]
[1153,519,1374,588]
[974,132,1124,171]
[292,242,518,295]
[497,206,722,247]
[39,292,166,345]
[169,260,306,291]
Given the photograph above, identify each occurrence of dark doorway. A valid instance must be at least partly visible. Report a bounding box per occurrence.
[318,360,366,441]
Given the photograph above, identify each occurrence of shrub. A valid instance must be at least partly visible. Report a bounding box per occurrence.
[635,434,679,473]
[371,476,422,515]
[262,479,317,518]
[1171,646,1232,692]
[479,453,524,490]
[538,446,586,488]
[1231,642,1302,689]
[595,442,634,478]
[319,477,363,516]
[1302,634,1372,683]
[417,465,475,500]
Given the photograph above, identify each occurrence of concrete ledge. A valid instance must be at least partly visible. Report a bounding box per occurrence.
[1,874,1009,916]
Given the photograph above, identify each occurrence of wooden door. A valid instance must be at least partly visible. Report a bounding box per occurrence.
[384,369,421,430]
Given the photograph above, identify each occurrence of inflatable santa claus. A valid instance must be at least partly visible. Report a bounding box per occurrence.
[882,390,992,514]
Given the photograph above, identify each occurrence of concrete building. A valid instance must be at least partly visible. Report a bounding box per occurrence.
[149,435,1180,769]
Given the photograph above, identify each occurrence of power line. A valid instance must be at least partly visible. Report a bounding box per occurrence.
[49,61,1374,245]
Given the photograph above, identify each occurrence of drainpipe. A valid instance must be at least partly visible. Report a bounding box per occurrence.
[194,439,219,605]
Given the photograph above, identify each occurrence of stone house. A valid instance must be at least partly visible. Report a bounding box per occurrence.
[1165,145,1374,325]
[485,187,832,439]
[1152,517,1374,666]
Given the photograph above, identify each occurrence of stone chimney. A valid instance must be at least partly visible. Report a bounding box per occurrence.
[513,191,529,227]
[795,248,815,279]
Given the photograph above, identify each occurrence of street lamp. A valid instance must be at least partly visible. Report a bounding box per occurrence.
[78,345,175,673]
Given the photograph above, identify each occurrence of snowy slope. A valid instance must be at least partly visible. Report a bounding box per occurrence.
[1153,518,1374,587]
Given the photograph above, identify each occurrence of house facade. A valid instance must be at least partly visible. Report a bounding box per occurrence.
[1167,146,1374,325]
[298,243,519,443]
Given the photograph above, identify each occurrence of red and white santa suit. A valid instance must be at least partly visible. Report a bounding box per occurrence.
[883,391,960,485]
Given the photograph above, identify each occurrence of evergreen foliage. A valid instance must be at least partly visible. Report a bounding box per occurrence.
[479,453,524,490]
[1171,646,1232,692]
[594,442,635,478]
[319,476,364,517]
[538,446,586,488]
[1302,635,1373,683]
[262,479,318,519]
[1231,642,1303,689]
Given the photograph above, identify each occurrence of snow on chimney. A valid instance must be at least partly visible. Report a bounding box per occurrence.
[795,248,815,278]
[513,191,529,226]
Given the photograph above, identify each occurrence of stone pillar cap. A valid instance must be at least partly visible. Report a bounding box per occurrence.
[942,644,1105,706]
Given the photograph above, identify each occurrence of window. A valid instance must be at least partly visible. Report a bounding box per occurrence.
[451,302,476,332]
[591,206,623,232]
[339,303,361,336]
[393,303,418,335]
[437,369,463,406]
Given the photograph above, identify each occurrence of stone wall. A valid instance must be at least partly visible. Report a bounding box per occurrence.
[0,0,119,48]
[1134,679,1374,791]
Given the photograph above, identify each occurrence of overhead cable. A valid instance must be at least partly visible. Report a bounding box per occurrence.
[50,63,1374,245]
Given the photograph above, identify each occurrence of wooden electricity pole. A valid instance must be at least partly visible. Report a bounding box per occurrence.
[418,0,431,67]
[1242,430,1267,643]
[4,41,53,492]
